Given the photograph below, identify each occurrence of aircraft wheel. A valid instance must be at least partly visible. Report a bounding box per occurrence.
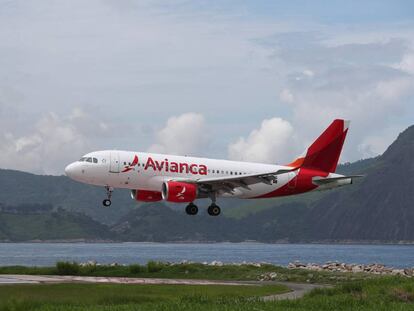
[102,199,112,207]
[207,204,221,216]
[185,203,198,215]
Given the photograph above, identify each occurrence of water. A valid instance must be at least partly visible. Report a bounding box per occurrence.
[0,243,413,268]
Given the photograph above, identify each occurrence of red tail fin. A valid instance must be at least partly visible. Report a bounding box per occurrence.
[287,119,350,173]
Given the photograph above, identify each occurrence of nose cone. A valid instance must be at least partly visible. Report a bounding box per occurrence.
[65,163,78,179]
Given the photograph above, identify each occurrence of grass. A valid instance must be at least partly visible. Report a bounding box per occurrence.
[0,283,288,311]
[0,277,413,310]
[0,261,376,284]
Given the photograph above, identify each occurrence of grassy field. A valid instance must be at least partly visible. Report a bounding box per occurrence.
[0,283,287,311]
[0,261,376,284]
[0,277,413,311]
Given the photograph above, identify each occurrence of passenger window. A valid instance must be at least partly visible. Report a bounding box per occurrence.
[86,157,92,163]
[93,158,98,163]
[230,172,233,175]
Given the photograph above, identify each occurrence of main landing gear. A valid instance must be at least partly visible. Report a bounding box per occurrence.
[207,203,221,216]
[102,186,113,207]
[185,202,220,216]
[185,202,198,215]
[207,192,220,216]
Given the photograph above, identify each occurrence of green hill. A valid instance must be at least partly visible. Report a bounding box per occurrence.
[304,125,414,241]
[0,170,136,224]
[0,203,112,242]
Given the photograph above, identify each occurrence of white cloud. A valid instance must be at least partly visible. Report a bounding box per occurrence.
[0,1,414,170]
[303,69,314,77]
[147,113,210,156]
[259,34,414,161]
[395,52,414,75]
[279,88,294,103]
[0,109,107,174]
[228,118,297,164]
[358,125,405,159]
[374,77,414,101]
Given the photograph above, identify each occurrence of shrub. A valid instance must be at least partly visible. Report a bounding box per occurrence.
[129,264,144,274]
[341,282,363,294]
[56,261,80,275]
[147,261,164,273]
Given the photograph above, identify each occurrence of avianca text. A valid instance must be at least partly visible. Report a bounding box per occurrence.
[144,157,207,175]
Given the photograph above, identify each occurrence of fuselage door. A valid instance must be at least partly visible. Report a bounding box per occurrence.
[109,152,120,173]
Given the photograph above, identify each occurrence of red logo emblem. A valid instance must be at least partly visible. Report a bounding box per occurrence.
[121,155,139,173]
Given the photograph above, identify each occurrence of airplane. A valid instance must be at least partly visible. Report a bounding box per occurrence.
[65,119,362,216]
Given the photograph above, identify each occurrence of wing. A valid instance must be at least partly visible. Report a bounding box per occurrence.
[171,167,298,195]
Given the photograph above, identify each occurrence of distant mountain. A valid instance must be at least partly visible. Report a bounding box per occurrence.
[0,170,136,224]
[0,203,112,242]
[304,125,414,241]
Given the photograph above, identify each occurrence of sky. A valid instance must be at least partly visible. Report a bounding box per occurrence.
[0,0,414,175]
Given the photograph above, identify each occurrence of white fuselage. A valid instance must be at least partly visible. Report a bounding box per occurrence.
[65,150,303,199]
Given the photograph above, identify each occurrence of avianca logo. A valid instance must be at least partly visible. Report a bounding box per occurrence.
[145,156,207,175]
[177,187,186,199]
[121,155,139,173]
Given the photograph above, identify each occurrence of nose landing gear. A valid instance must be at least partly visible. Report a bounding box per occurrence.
[102,186,113,207]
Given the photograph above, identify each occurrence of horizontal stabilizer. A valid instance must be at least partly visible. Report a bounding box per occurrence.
[312,175,364,185]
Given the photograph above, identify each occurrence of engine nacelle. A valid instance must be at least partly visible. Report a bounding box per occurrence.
[162,181,197,203]
[131,189,162,202]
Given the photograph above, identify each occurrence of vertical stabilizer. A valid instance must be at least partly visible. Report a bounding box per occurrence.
[286,119,350,173]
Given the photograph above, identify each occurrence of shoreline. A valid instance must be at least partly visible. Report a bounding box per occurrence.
[1,240,414,245]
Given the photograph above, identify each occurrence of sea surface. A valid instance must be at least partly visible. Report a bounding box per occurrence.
[0,243,413,268]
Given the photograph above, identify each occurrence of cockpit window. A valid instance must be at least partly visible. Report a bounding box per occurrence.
[79,156,98,163]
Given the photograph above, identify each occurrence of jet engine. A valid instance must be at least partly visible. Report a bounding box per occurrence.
[162,181,197,203]
[131,189,162,202]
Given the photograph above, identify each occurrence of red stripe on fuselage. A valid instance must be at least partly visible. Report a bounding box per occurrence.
[252,168,328,198]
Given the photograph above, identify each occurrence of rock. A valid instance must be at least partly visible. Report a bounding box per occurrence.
[404,269,413,277]
[269,272,278,280]
[391,269,405,276]
[210,261,223,266]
